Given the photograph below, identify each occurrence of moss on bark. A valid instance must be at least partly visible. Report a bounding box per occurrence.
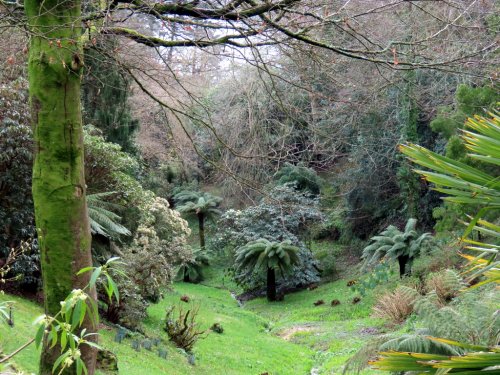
[24,0,96,373]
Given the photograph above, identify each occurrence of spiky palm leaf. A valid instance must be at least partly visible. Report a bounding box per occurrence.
[371,339,500,373]
[87,192,131,238]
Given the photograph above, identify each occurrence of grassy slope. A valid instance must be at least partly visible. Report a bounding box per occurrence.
[0,240,393,374]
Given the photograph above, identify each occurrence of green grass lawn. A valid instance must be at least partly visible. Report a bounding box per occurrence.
[0,259,393,374]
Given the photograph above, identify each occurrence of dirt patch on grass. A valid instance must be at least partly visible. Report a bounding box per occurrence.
[278,324,318,341]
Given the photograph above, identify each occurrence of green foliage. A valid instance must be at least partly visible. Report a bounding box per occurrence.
[362,218,434,276]
[0,258,122,375]
[274,163,322,195]
[101,197,193,329]
[369,111,500,374]
[0,105,34,258]
[353,262,394,297]
[411,243,461,280]
[401,112,499,284]
[235,238,300,301]
[83,126,141,194]
[430,84,499,140]
[413,287,499,346]
[176,250,210,283]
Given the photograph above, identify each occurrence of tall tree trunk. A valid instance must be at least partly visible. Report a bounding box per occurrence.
[198,213,205,250]
[398,255,410,278]
[266,267,277,302]
[24,1,96,373]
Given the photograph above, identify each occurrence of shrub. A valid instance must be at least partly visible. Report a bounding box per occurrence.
[164,305,205,352]
[274,163,322,195]
[99,197,193,329]
[372,287,419,324]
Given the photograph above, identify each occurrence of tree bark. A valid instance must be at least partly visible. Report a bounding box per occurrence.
[24,0,96,373]
[266,268,277,302]
[198,213,205,250]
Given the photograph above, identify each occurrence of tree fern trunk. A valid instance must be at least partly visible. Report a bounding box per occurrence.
[267,268,277,301]
[398,255,410,278]
[198,213,205,250]
[24,0,96,372]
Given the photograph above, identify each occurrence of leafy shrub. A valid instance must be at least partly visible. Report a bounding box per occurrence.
[413,287,499,346]
[124,197,192,301]
[0,115,34,260]
[164,305,205,352]
[372,286,419,324]
[353,262,394,297]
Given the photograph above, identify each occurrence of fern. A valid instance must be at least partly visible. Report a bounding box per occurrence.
[414,287,500,346]
[87,192,131,238]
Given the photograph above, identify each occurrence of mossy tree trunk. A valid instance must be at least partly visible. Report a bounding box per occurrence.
[266,268,277,302]
[24,0,96,373]
[198,213,205,250]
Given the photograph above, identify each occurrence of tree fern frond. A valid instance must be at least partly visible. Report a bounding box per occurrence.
[87,192,131,238]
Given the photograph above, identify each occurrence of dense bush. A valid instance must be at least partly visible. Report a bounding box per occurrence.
[274,163,322,195]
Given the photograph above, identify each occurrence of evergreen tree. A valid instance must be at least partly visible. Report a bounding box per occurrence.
[82,41,139,153]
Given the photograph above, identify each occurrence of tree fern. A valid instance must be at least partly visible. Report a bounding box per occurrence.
[235,238,300,301]
[362,218,433,277]
[175,191,222,249]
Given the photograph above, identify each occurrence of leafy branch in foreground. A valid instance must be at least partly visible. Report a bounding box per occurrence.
[0,257,123,375]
